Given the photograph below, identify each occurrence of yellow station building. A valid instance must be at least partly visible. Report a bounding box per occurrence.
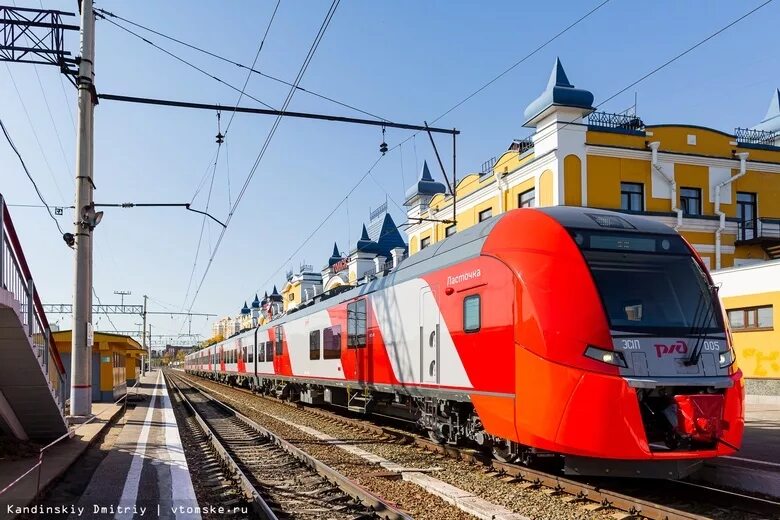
[405,59,780,271]
[711,261,780,385]
[53,330,146,402]
[404,59,780,383]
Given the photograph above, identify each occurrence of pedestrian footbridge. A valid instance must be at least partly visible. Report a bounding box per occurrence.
[0,195,67,440]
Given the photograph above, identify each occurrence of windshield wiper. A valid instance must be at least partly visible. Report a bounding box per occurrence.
[684,286,716,366]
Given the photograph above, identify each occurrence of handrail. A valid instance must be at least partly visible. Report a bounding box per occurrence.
[0,195,65,376]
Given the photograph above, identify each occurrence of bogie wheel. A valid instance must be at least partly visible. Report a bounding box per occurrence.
[428,429,447,444]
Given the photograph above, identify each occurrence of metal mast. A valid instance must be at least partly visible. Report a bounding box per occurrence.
[69,0,97,418]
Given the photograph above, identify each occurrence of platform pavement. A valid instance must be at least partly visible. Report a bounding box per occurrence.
[695,401,780,499]
[69,370,201,520]
[0,402,124,520]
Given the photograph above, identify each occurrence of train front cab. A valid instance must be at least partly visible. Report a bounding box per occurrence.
[483,207,744,478]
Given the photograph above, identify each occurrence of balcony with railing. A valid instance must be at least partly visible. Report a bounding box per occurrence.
[0,194,68,440]
[587,111,645,135]
[734,127,779,149]
[736,217,780,259]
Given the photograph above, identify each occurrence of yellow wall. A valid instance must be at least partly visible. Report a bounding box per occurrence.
[564,155,582,206]
[539,170,553,206]
[721,292,780,378]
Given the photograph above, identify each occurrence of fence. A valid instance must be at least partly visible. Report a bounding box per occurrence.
[0,194,67,409]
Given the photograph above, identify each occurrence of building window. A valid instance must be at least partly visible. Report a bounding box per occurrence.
[420,236,431,249]
[288,293,294,301]
[727,306,773,331]
[347,299,367,348]
[445,225,457,237]
[680,187,702,216]
[463,295,481,332]
[323,325,341,359]
[309,330,321,360]
[737,192,757,240]
[518,188,535,208]
[275,325,284,355]
[620,182,644,212]
[478,208,493,222]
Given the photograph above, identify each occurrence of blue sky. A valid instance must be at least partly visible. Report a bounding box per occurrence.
[1,0,778,341]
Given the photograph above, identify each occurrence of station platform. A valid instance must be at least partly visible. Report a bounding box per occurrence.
[71,370,200,519]
[0,402,123,520]
[695,401,780,499]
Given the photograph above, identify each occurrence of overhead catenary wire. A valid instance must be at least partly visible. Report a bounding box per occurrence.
[32,66,74,181]
[95,13,277,111]
[179,0,280,325]
[93,6,387,122]
[186,0,341,313]
[5,64,68,204]
[223,0,281,137]
[382,0,614,159]
[464,0,777,180]
[0,116,66,236]
[248,0,773,306]
[255,153,384,294]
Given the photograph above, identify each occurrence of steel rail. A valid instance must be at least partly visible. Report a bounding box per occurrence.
[165,372,412,520]
[179,372,770,520]
[165,372,280,519]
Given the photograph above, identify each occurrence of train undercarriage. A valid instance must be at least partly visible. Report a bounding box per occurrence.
[191,369,717,478]
[194,369,551,466]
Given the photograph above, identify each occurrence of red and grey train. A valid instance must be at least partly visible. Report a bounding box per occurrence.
[185,206,744,478]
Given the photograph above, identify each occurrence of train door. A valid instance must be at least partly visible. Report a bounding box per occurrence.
[347,298,368,383]
[419,287,440,385]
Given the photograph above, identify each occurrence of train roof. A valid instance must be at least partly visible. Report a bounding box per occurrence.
[537,206,676,235]
[193,208,676,343]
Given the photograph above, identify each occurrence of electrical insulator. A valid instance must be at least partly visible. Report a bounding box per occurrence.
[216,132,225,144]
[380,141,388,154]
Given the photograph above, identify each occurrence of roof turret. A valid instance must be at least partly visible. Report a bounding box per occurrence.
[404,161,446,202]
[752,88,780,134]
[523,57,594,126]
[328,242,343,266]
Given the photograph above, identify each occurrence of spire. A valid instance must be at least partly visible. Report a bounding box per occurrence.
[241,301,250,315]
[328,242,343,266]
[753,88,780,133]
[251,293,260,308]
[356,223,379,254]
[404,160,446,202]
[523,57,594,127]
[547,57,573,89]
[271,285,279,296]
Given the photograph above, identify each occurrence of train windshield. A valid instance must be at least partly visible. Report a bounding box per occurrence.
[574,231,722,335]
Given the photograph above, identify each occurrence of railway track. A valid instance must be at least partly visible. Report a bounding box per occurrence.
[175,371,780,520]
[165,372,412,520]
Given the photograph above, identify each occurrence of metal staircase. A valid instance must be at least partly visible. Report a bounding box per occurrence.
[346,387,373,413]
[0,196,68,441]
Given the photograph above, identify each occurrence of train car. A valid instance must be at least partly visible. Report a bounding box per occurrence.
[186,206,744,478]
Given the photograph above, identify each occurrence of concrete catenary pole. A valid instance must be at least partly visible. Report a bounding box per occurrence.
[141,295,147,375]
[69,0,97,418]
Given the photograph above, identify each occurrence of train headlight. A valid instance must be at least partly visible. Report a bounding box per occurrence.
[584,345,627,368]
[719,349,735,368]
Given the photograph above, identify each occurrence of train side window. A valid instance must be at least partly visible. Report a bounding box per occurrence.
[266,341,274,362]
[309,330,321,360]
[275,325,284,355]
[347,299,367,348]
[464,295,481,332]
[242,347,247,362]
[323,325,341,359]
[257,341,265,362]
